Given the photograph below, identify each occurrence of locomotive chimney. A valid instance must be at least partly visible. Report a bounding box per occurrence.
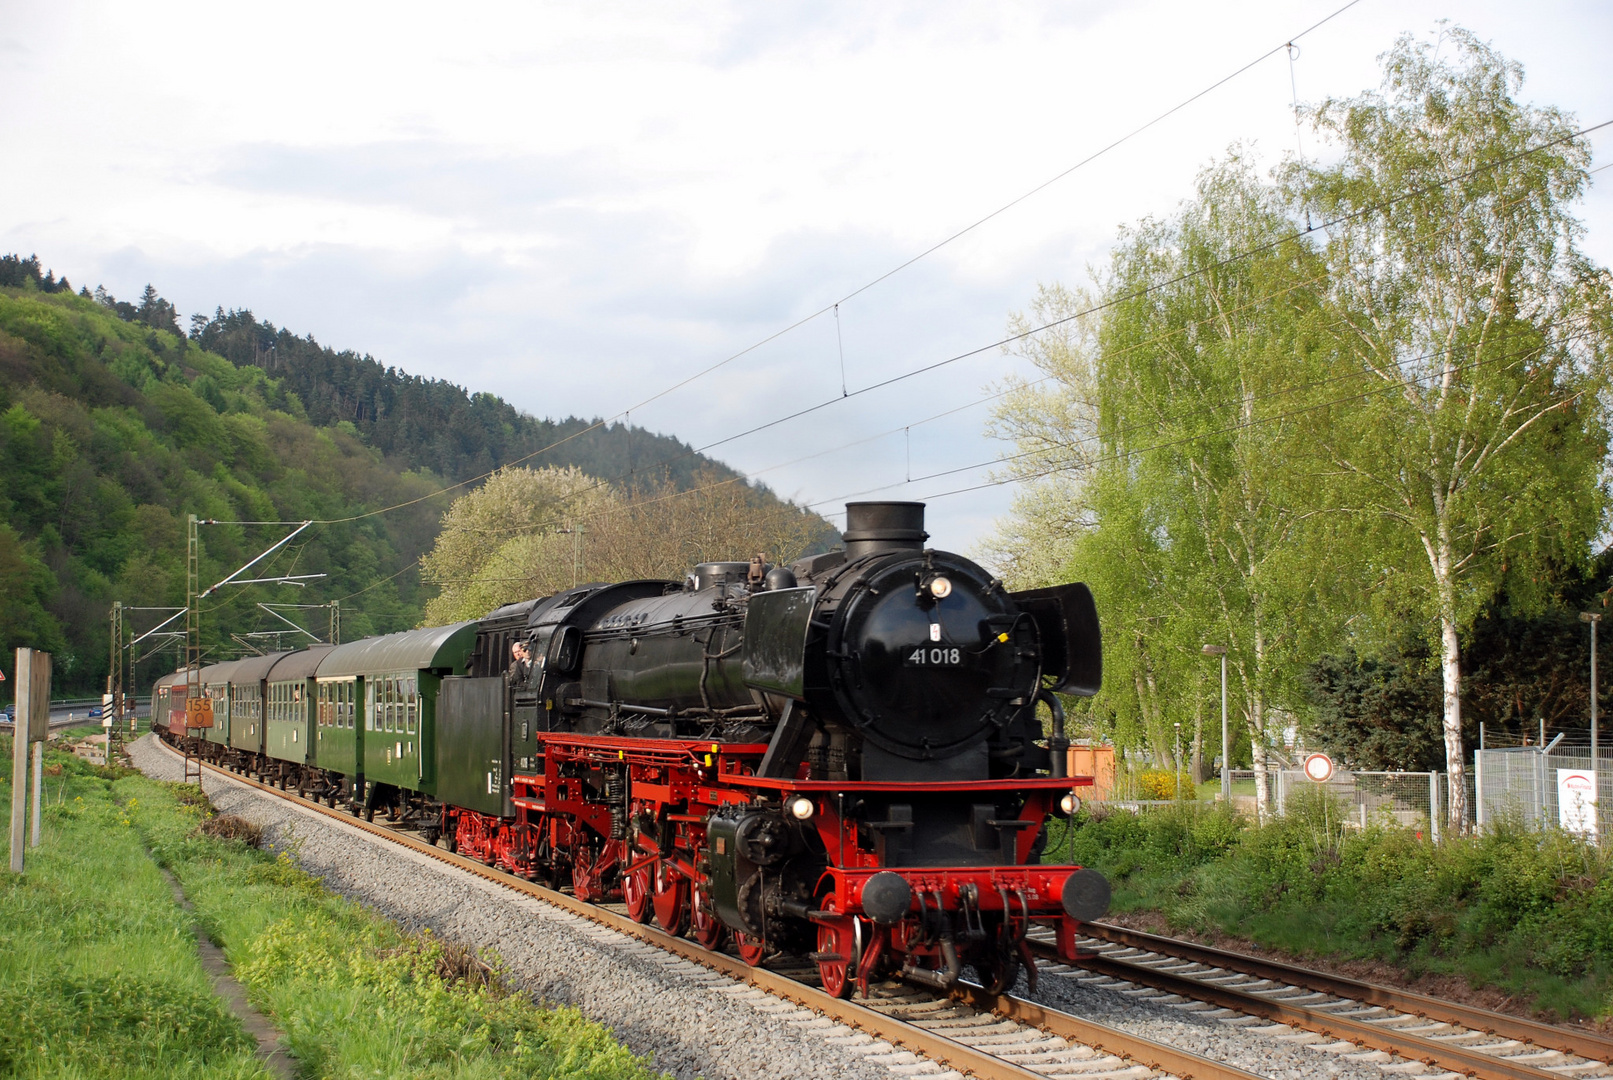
[842,501,928,561]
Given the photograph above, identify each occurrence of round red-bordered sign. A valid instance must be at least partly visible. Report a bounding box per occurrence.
[1303,752,1335,782]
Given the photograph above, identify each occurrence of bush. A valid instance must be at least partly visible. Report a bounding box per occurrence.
[1050,800,1613,1019]
[200,813,263,847]
[1133,769,1194,801]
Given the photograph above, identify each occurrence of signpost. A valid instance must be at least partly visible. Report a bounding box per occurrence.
[10,648,50,873]
[1559,768,1598,838]
[1303,752,1335,783]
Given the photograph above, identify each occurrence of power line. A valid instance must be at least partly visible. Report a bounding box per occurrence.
[319,115,1610,600]
[416,265,1339,544]
[302,0,1371,529]
[423,327,1592,590]
[399,118,1608,547]
[911,331,1599,506]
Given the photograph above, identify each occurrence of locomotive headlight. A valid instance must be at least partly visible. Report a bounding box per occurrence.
[787,795,815,821]
[927,575,952,599]
[1060,792,1081,815]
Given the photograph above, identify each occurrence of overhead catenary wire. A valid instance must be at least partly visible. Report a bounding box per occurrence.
[425,116,1613,534]
[913,332,1601,506]
[404,132,1600,550]
[310,114,1610,599]
[423,319,1595,584]
[363,158,1601,586]
[431,262,1340,543]
[418,333,1590,587]
[302,0,1371,529]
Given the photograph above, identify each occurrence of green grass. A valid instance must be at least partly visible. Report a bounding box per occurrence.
[1,734,666,1079]
[1046,790,1613,1021]
[0,735,267,1080]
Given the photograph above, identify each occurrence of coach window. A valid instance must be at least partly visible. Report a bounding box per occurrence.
[404,676,417,734]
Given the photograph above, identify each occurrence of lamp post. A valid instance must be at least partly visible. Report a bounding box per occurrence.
[1203,645,1228,804]
[1582,612,1602,834]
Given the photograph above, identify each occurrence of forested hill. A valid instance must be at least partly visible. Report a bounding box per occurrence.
[0,254,802,697]
[191,308,715,488]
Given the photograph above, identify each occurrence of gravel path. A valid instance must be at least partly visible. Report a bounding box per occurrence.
[131,736,1398,1080]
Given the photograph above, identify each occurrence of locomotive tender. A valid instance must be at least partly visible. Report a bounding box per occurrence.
[156,501,1109,997]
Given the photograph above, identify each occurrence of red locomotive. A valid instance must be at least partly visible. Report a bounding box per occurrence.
[158,500,1107,997]
[441,500,1108,997]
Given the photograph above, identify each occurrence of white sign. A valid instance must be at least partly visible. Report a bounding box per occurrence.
[1303,753,1335,782]
[1557,769,1598,838]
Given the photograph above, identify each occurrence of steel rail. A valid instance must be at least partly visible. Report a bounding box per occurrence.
[1076,922,1613,1062]
[1038,935,1597,1080]
[153,739,1259,1080]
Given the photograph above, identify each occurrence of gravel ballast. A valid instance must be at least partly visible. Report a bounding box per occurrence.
[130,735,1402,1080]
[129,736,936,1080]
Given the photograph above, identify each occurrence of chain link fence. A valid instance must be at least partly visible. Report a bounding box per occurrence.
[1221,767,1475,840]
[1476,746,1611,836]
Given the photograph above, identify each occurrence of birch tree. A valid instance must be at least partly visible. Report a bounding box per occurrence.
[987,157,1334,809]
[1294,28,1612,831]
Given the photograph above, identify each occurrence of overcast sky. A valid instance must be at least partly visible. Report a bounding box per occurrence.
[3,0,1610,561]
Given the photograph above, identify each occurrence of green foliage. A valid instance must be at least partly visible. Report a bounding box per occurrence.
[1302,646,1446,770]
[0,276,830,699]
[422,465,835,623]
[0,286,442,696]
[1291,28,1612,817]
[985,27,1613,808]
[190,306,765,495]
[1306,552,1613,768]
[1050,800,1613,1019]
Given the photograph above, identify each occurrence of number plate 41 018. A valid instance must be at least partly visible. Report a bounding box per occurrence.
[906,646,961,667]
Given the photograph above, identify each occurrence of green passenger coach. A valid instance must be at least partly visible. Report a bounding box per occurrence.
[201,659,245,752]
[263,644,334,792]
[314,622,477,819]
[227,651,291,764]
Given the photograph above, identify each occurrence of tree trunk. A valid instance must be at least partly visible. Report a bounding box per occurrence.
[1191,692,1205,786]
[1250,730,1270,820]
[1440,609,1467,833]
[1431,521,1468,834]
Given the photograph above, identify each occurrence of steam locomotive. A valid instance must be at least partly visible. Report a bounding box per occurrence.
[155,501,1109,997]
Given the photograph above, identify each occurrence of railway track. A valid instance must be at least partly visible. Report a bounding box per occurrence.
[147,738,1613,1080]
[1025,923,1613,1080]
[152,739,1262,1080]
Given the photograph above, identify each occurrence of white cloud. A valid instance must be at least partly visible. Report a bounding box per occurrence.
[2,0,1609,552]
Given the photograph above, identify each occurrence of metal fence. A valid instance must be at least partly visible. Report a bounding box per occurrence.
[1475,746,1611,836]
[1224,768,1474,840]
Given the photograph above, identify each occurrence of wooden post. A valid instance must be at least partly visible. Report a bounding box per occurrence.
[30,741,42,847]
[8,676,24,873]
[11,648,51,872]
